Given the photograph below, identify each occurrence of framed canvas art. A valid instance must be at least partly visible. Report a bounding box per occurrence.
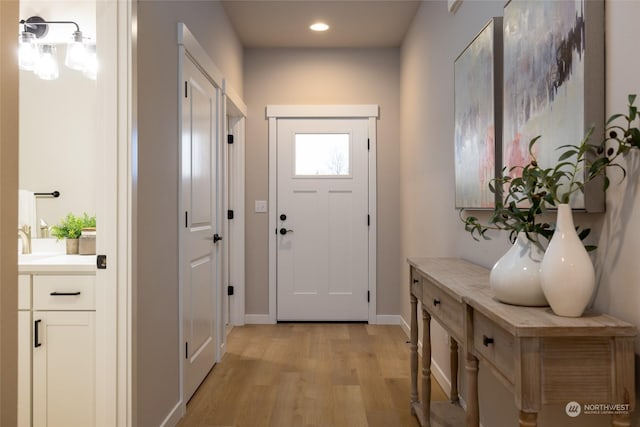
[502,0,605,211]
[454,17,503,208]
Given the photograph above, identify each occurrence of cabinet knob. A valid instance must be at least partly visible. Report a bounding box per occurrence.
[433,299,441,307]
[482,335,494,347]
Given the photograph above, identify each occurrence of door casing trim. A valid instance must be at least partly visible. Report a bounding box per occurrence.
[266,105,379,324]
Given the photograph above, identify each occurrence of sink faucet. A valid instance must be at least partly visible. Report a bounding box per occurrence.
[18,225,31,255]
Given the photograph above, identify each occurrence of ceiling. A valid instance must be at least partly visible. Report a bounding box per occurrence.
[221,1,422,48]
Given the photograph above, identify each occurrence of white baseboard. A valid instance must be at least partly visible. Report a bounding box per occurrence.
[159,400,183,427]
[401,315,411,336]
[430,355,452,397]
[244,314,401,325]
[400,316,453,398]
[244,314,274,324]
[376,314,402,325]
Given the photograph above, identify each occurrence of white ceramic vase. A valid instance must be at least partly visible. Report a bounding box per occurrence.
[490,232,548,306]
[540,204,595,317]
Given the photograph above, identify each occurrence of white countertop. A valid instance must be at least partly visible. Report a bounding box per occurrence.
[19,253,96,274]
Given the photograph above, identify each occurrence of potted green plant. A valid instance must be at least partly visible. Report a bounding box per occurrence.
[51,213,96,254]
[539,95,639,317]
[461,95,639,315]
[460,137,560,307]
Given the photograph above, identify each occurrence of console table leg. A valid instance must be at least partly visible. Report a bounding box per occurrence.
[612,414,631,427]
[422,307,432,427]
[519,411,537,427]
[465,354,479,427]
[410,293,418,414]
[450,337,459,403]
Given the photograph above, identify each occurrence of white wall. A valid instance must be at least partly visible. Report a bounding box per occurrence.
[135,2,243,425]
[243,47,401,316]
[19,0,97,234]
[401,0,640,426]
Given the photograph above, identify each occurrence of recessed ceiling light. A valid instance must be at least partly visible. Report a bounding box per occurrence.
[310,22,329,32]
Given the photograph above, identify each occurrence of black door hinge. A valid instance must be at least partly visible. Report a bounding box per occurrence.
[185,342,188,359]
[185,211,188,228]
[184,81,188,98]
[228,285,234,296]
[227,135,234,144]
[367,215,370,226]
[228,210,234,220]
[367,138,370,150]
[367,291,370,303]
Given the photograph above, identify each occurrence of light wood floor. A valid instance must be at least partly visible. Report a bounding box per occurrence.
[178,323,448,427]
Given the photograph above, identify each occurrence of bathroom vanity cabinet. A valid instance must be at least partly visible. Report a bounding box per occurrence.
[18,257,97,427]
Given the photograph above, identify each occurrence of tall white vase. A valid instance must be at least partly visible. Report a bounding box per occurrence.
[490,232,548,306]
[540,204,595,317]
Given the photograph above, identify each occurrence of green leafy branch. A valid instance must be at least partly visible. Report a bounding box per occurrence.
[51,213,96,240]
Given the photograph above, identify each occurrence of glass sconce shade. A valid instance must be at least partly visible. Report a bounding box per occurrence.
[18,16,95,80]
[83,44,97,80]
[19,32,38,70]
[35,44,59,80]
[65,31,88,70]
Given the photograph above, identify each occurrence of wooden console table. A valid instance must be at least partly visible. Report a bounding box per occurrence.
[408,257,636,427]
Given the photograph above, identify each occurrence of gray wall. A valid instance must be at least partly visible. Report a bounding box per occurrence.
[401,1,640,426]
[135,1,242,425]
[244,48,401,316]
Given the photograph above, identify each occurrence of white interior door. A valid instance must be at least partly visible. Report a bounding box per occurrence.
[181,55,220,402]
[277,118,369,321]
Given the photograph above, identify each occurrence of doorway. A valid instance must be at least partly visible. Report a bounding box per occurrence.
[178,25,226,405]
[267,105,379,323]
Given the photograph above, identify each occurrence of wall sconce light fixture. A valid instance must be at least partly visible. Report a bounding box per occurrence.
[35,44,59,80]
[18,16,95,80]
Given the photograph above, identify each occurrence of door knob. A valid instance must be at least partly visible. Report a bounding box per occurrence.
[279,228,293,235]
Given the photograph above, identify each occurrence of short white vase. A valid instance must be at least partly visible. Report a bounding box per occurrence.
[490,232,548,306]
[540,204,595,317]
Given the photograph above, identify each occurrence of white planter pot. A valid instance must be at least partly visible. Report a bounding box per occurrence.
[540,204,595,317]
[490,232,548,306]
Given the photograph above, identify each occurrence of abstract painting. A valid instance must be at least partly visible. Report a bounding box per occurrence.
[502,0,604,211]
[454,17,503,208]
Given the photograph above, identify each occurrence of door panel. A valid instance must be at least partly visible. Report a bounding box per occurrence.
[33,311,95,427]
[190,82,213,225]
[277,118,369,321]
[182,55,219,402]
[188,256,214,357]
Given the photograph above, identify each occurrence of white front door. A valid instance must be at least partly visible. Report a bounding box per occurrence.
[276,118,369,321]
[181,55,220,401]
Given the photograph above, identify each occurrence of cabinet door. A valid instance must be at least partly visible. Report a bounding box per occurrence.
[18,311,31,427]
[33,311,95,427]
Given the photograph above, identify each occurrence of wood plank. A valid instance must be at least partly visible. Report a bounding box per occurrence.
[542,337,613,404]
[178,323,438,427]
[614,337,636,410]
[409,258,636,338]
[408,258,489,303]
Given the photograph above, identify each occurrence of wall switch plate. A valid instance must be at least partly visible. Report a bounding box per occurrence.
[255,200,268,213]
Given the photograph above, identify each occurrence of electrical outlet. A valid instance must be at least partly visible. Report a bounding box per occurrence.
[255,200,268,213]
